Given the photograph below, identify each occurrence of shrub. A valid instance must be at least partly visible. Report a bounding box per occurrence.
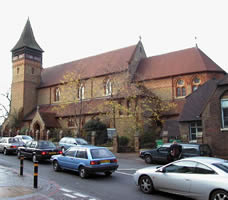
[83,118,108,145]
[118,136,129,147]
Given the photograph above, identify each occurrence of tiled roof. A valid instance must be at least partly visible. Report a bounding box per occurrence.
[24,98,109,121]
[11,19,43,52]
[135,47,225,81]
[179,79,218,122]
[39,44,137,88]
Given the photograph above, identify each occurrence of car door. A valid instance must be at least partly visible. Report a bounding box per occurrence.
[26,141,37,158]
[58,148,77,170]
[20,141,32,157]
[0,138,5,151]
[74,149,89,170]
[153,160,196,195]
[153,146,169,163]
[187,162,217,198]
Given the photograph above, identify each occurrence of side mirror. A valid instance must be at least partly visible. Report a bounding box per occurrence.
[156,168,165,173]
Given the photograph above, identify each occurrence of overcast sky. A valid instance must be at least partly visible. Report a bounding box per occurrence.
[0,0,228,123]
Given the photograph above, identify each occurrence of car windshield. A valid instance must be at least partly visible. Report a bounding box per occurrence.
[75,138,88,145]
[90,148,113,159]
[38,141,56,149]
[213,161,228,173]
[22,136,32,140]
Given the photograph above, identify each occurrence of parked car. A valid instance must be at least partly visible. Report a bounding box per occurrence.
[0,137,24,155]
[139,143,213,164]
[51,146,119,178]
[14,135,33,144]
[17,140,62,162]
[59,137,89,152]
[134,157,228,200]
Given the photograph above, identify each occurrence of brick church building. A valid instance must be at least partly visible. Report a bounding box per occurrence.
[2,19,228,156]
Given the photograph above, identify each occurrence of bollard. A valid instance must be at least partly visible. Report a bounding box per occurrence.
[20,155,24,176]
[33,161,38,188]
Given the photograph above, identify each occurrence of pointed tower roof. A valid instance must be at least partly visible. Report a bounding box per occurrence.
[11,19,43,52]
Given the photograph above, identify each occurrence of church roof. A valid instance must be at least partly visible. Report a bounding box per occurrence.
[39,44,137,88]
[179,79,218,122]
[11,19,43,52]
[135,47,225,81]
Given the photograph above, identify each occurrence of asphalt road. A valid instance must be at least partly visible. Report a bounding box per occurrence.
[0,153,192,200]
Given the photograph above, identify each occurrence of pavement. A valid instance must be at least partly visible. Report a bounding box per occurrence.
[0,153,139,200]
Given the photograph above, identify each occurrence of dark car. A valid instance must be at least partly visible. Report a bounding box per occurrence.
[51,146,118,178]
[139,143,213,164]
[59,137,89,152]
[0,137,24,155]
[17,140,62,162]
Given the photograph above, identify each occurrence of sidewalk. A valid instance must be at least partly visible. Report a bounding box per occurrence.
[0,165,60,200]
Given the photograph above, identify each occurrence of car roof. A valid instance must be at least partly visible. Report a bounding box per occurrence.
[69,145,107,150]
[181,156,225,164]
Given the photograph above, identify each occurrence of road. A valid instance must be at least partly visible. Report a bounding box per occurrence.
[0,153,191,200]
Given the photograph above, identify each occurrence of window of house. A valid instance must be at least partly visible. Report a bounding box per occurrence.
[17,67,20,74]
[221,99,228,128]
[127,99,131,115]
[54,87,61,102]
[32,67,35,74]
[189,121,202,142]
[78,84,85,100]
[118,100,123,115]
[176,79,186,97]
[104,79,112,96]
[68,119,75,127]
[192,77,201,92]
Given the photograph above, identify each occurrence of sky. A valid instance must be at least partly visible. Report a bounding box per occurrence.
[0,0,228,123]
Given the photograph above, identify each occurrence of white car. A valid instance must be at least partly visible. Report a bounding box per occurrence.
[134,157,228,200]
[14,135,33,144]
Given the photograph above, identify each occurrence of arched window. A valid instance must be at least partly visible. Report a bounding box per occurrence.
[54,87,61,102]
[176,79,186,97]
[104,79,112,96]
[192,77,201,92]
[78,84,85,100]
[17,67,20,74]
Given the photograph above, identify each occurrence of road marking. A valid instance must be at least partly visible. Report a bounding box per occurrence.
[60,188,73,193]
[116,171,133,176]
[73,192,88,198]
[63,193,78,198]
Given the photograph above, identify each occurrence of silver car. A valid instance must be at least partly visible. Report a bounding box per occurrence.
[134,157,228,200]
[0,137,24,155]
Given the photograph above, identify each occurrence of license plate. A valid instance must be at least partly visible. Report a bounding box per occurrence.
[49,152,56,155]
[100,160,110,163]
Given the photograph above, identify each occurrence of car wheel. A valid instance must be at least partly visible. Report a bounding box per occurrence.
[32,155,38,163]
[3,148,8,155]
[145,155,153,164]
[53,160,61,172]
[104,171,112,176]
[211,189,228,200]
[17,151,21,159]
[139,175,155,194]
[79,166,88,179]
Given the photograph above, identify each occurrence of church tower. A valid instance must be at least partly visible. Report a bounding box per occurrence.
[11,19,43,119]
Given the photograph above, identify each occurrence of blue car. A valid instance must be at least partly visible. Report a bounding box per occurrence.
[51,146,119,178]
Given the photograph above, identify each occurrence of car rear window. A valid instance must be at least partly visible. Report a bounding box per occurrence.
[38,141,56,149]
[75,138,88,145]
[213,161,228,173]
[90,148,113,159]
